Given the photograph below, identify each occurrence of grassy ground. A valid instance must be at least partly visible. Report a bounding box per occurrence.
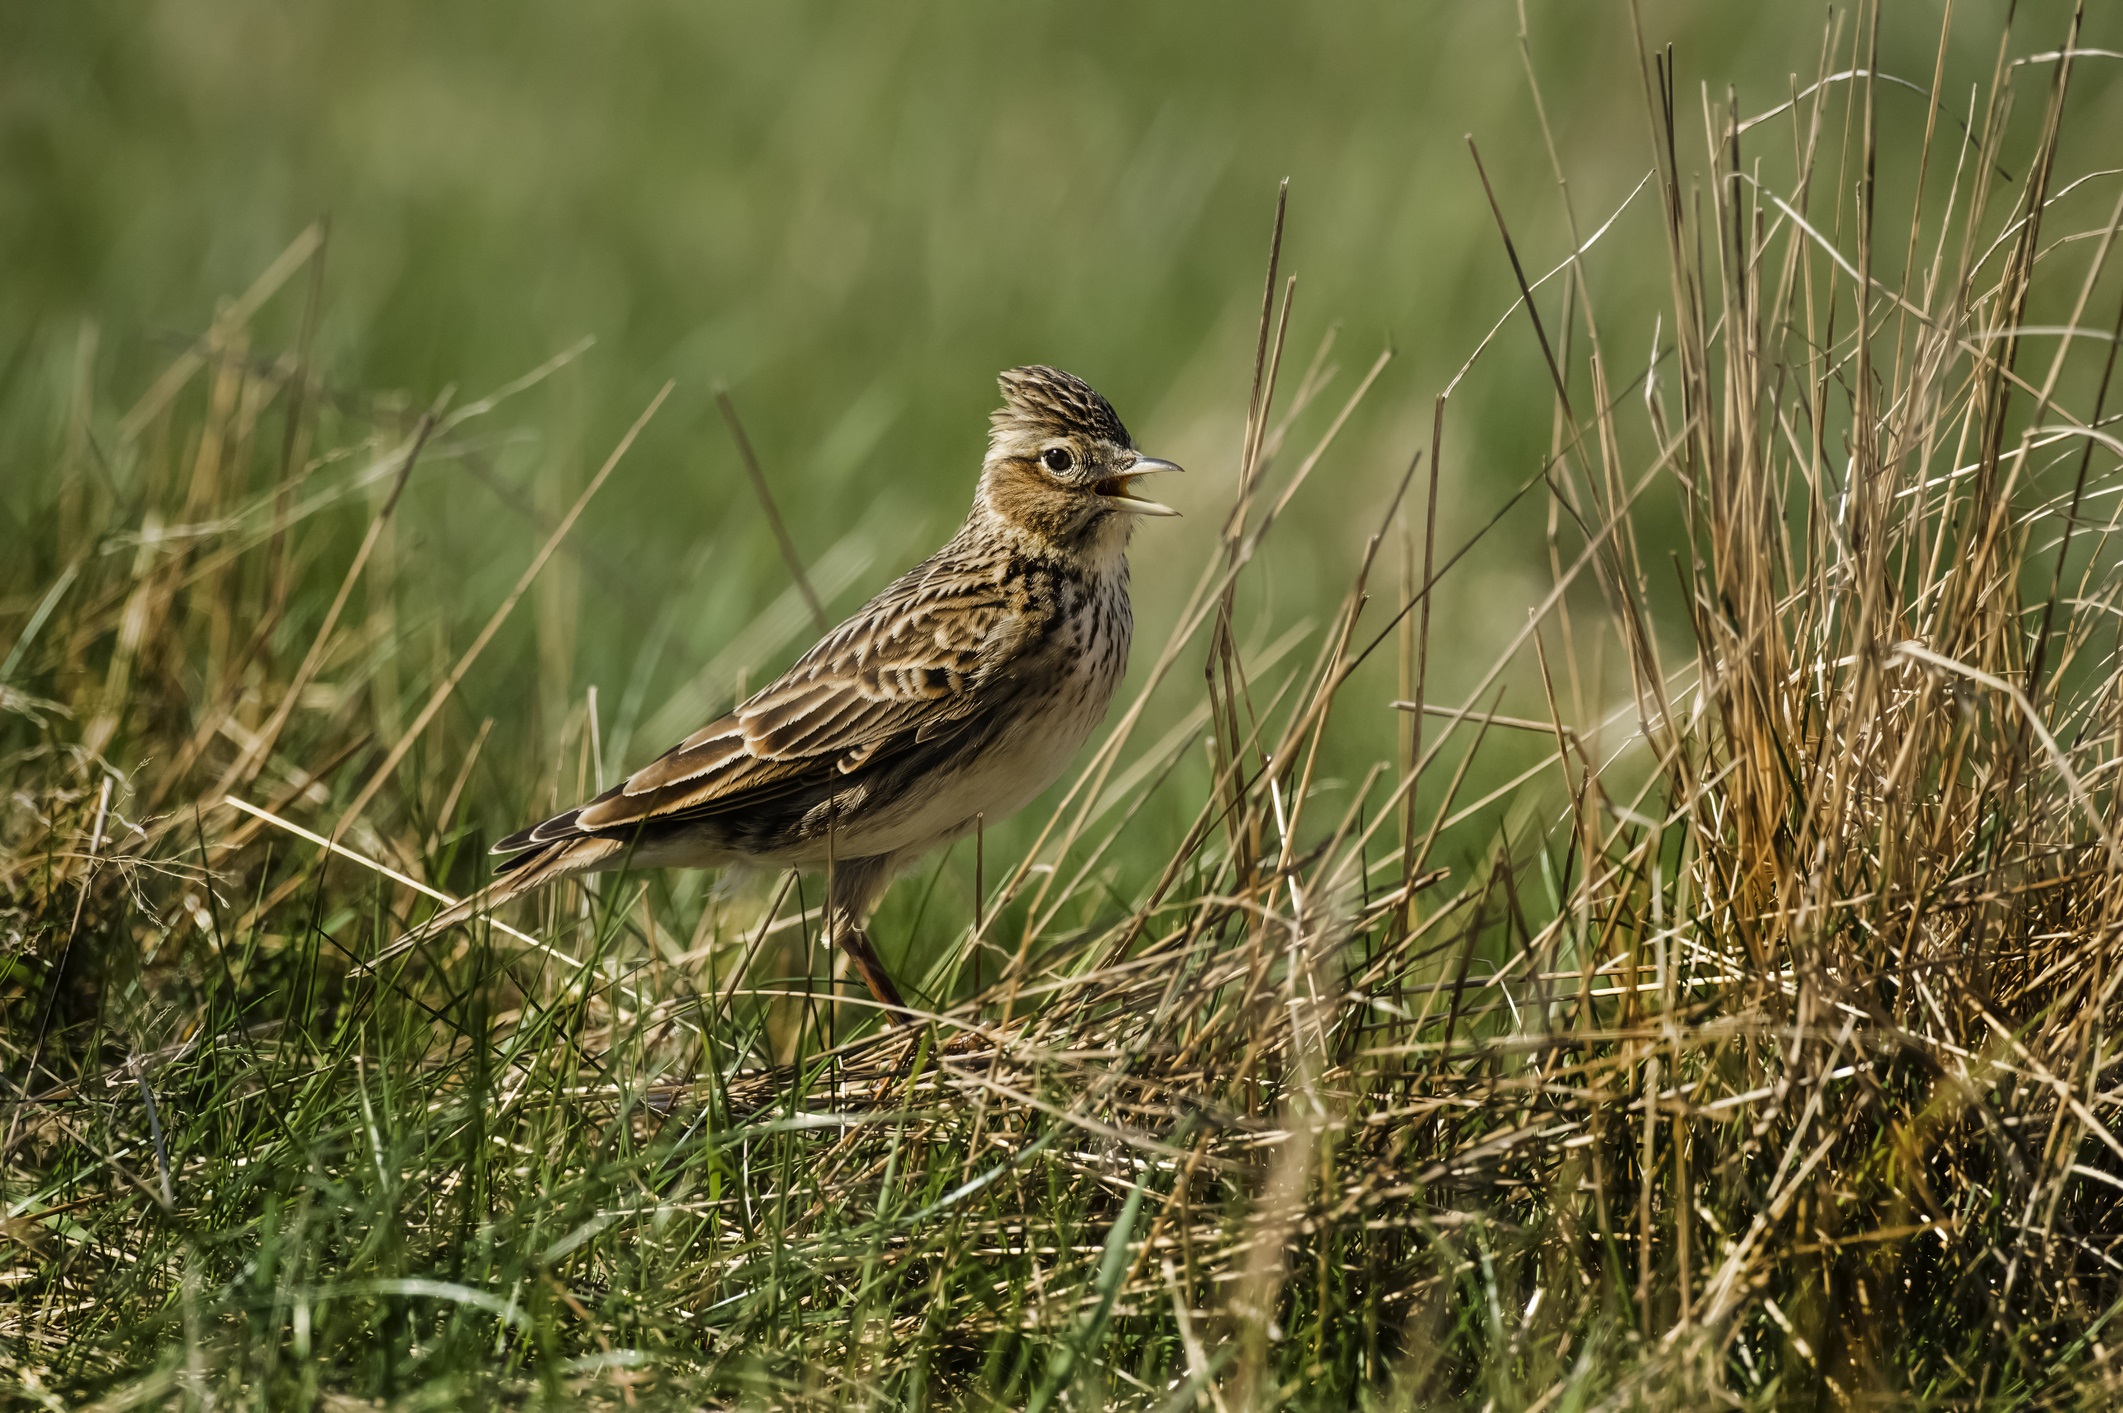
[11,3,2123,1408]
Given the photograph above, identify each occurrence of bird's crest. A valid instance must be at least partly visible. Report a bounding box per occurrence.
[990,366,1133,453]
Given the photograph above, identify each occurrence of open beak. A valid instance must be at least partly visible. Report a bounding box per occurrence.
[1094,456,1183,517]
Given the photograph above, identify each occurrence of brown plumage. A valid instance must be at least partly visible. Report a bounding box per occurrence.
[440,366,1180,1019]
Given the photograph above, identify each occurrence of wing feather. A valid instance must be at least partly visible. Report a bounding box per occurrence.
[510,550,1024,850]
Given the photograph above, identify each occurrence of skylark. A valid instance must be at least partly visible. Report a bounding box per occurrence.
[474,367,1180,1017]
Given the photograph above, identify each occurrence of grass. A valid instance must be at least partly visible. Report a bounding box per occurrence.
[10,4,2123,1407]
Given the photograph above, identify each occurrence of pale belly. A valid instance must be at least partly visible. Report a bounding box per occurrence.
[826,660,1121,860]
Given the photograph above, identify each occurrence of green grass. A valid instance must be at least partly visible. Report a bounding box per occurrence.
[10,3,2123,1408]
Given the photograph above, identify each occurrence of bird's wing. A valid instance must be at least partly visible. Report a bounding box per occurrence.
[494,554,1027,851]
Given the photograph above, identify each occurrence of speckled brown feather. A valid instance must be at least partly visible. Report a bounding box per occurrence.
[494,536,1061,857]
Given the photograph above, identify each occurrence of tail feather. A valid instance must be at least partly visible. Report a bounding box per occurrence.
[365,836,622,969]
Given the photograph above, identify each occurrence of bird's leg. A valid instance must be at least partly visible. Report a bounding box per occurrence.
[833,919,909,1022]
[824,852,911,1024]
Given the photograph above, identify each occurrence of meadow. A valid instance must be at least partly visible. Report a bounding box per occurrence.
[8,1,2123,1406]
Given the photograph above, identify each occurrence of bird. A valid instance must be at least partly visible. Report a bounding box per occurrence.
[458,366,1181,1019]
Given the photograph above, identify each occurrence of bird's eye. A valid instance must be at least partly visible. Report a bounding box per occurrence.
[1041,446,1074,474]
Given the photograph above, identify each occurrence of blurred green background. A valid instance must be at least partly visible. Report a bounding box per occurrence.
[4,0,2118,908]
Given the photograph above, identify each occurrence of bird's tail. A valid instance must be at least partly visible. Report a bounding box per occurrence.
[364,836,623,969]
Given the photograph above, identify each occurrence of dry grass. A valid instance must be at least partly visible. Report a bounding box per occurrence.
[9,6,2123,1408]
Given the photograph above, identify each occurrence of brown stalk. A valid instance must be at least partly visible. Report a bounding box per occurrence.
[716,387,829,636]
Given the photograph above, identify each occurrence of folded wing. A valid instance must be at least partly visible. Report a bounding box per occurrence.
[491,554,1014,859]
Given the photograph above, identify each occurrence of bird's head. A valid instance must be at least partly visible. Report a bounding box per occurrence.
[976,365,1181,556]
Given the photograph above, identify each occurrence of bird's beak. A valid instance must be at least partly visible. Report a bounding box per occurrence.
[1096,456,1183,517]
